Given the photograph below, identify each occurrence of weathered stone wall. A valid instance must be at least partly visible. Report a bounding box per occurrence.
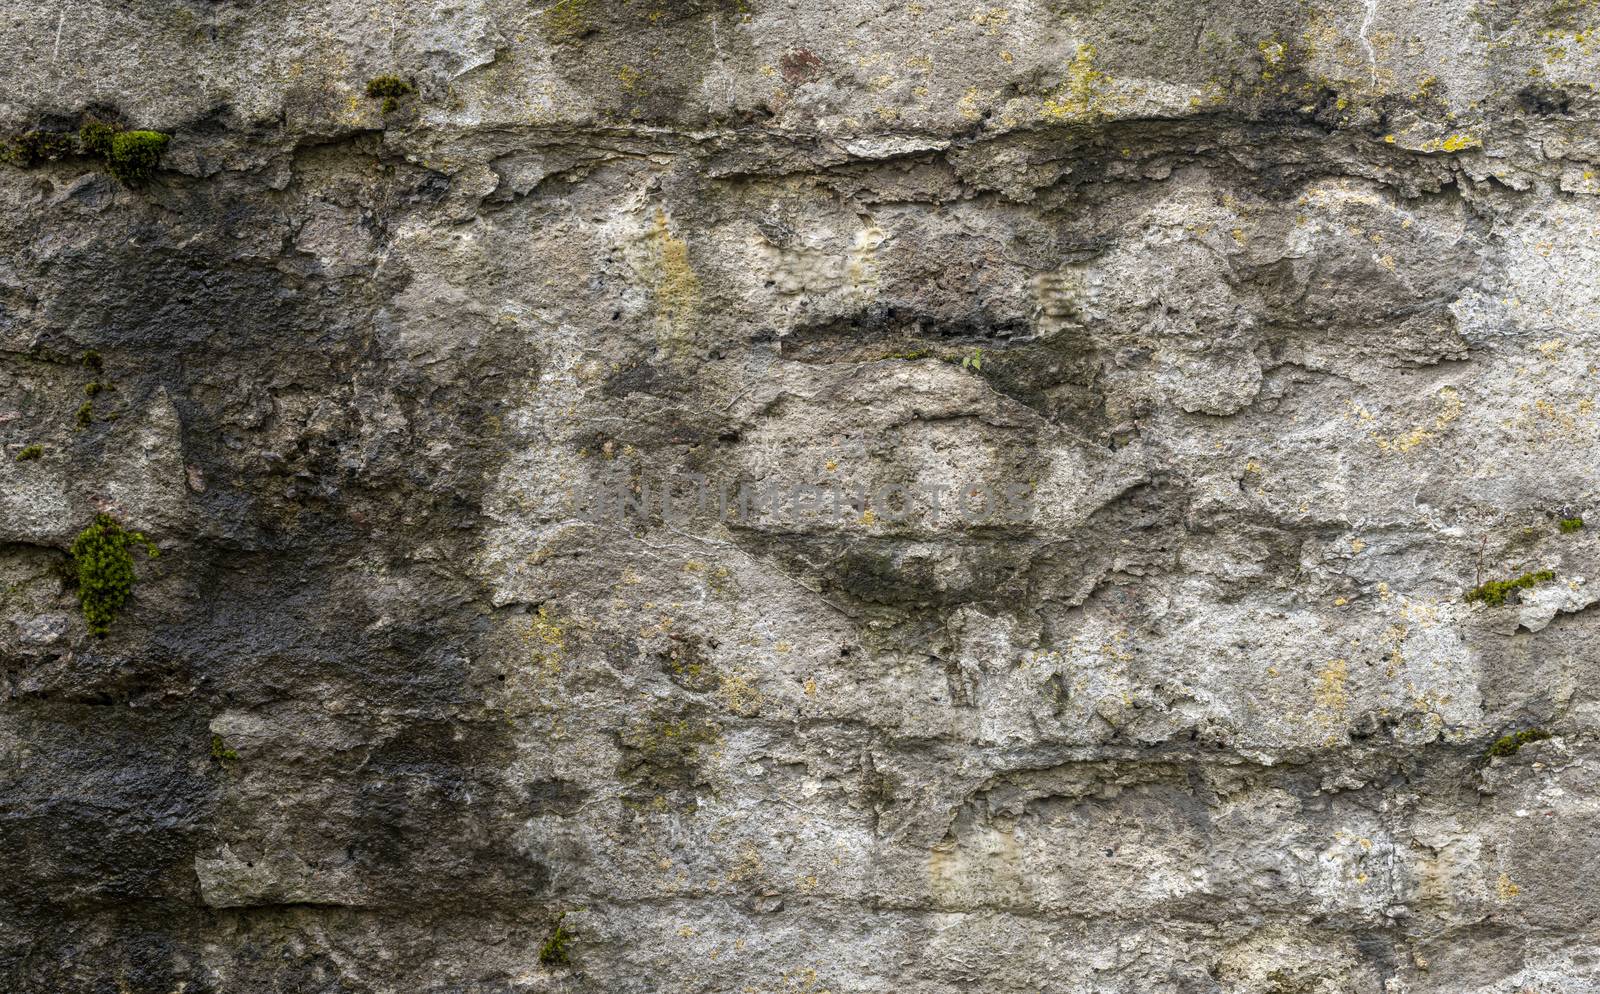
[4,1,1600,991]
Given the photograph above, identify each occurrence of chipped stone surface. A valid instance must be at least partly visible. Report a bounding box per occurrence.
[4,1,1600,991]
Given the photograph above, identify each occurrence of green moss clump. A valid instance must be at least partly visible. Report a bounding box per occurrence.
[16,444,43,462]
[78,118,118,157]
[1560,516,1584,533]
[1464,569,1555,607]
[365,75,416,114]
[5,130,75,167]
[210,734,240,762]
[84,381,106,397]
[69,513,159,637]
[1486,727,1551,758]
[75,400,94,430]
[81,349,103,371]
[105,130,169,186]
[539,914,573,966]
[6,120,167,185]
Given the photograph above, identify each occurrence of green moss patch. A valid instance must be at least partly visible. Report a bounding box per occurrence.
[1560,516,1584,533]
[106,130,170,185]
[539,913,573,966]
[4,130,75,167]
[1486,727,1550,758]
[69,513,159,637]
[210,734,240,762]
[15,444,42,462]
[8,119,170,186]
[78,118,117,157]
[1464,570,1555,607]
[365,75,416,114]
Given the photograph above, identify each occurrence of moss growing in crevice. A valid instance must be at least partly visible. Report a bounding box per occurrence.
[4,130,75,167]
[365,75,416,114]
[6,118,168,186]
[76,354,116,427]
[210,734,240,763]
[1486,727,1550,758]
[69,513,159,637]
[539,913,574,966]
[1560,516,1584,533]
[78,118,117,157]
[16,444,42,462]
[105,130,169,186]
[1464,570,1555,607]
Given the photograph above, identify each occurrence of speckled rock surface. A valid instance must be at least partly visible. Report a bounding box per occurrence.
[4,1,1600,991]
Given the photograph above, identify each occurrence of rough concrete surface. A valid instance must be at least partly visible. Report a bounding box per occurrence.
[4,0,1600,991]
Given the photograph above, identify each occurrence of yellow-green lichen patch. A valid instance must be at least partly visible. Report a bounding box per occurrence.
[542,0,594,43]
[1312,657,1350,738]
[1258,37,1288,80]
[639,210,701,361]
[1041,43,1108,123]
[616,64,644,95]
[1389,130,1483,154]
[1363,387,1462,454]
[523,605,567,680]
[718,671,764,717]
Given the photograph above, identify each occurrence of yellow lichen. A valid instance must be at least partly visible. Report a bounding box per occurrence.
[1398,131,1482,153]
[1374,387,1462,453]
[643,210,701,360]
[525,605,567,678]
[1258,37,1287,80]
[1316,658,1350,714]
[1041,44,1107,123]
[719,672,764,716]
[543,0,591,41]
[971,7,1009,29]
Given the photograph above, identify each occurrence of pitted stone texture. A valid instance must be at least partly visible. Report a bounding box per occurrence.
[5,1,1600,992]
